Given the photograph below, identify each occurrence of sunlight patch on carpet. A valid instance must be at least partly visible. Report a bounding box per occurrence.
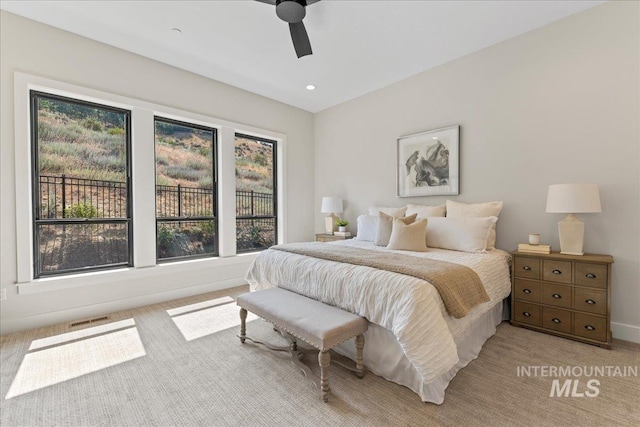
[170,300,257,341]
[166,296,234,317]
[6,320,146,399]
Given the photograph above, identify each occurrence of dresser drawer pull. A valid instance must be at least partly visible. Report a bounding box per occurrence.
[552,293,562,299]
[585,273,597,279]
[552,269,562,275]
[584,325,596,331]
[585,299,596,305]
[523,289,532,294]
[552,318,562,324]
[522,266,532,271]
[523,312,532,317]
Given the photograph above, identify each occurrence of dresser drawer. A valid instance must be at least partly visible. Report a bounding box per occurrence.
[542,260,572,284]
[574,262,608,289]
[514,301,541,326]
[514,257,540,280]
[574,288,607,315]
[574,313,608,342]
[514,279,541,303]
[542,307,572,334]
[541,283,572,309]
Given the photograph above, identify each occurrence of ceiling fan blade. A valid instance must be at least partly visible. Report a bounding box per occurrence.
[289,21,312,58]
[255,0,276,5]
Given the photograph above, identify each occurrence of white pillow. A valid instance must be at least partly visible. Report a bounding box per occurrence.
[387,218,428,252]
[355,215,378,242]
[425,217,498,253]
[375,212,417,246]
[368,206,407,217]
[405,204,446,218]
[445,200,503,249]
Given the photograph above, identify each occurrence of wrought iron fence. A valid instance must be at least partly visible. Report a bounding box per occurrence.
[38,174,276,258]
[39,174,127,219]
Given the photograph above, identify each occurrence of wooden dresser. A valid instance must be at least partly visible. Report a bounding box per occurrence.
[510,251,614,349]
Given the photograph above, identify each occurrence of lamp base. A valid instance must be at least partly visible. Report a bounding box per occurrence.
[324,214,337,234]
[558,213,585,256]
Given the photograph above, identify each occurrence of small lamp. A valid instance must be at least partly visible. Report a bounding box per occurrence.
[321,197,343,235]
[546,183,601,255]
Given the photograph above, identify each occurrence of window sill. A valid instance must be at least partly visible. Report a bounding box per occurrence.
[16,253,259,295]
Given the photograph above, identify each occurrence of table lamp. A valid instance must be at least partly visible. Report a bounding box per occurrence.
[321,197,343,234]
[545,183,601,255]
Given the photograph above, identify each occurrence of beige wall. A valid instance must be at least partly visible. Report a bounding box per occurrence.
[315,1,639,340]
[0,11,315,332]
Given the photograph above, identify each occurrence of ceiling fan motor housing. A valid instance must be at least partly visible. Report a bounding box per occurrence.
[276,0,307,23]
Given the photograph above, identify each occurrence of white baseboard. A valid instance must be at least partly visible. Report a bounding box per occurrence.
[612,322,640,344]
[0,278,247,335]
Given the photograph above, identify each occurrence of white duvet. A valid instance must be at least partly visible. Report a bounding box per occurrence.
[245,240,511,383]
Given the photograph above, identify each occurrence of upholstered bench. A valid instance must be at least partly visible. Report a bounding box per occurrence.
[236,288,368,402]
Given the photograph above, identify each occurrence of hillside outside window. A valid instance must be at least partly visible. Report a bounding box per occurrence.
[154,117,218,261]
[31,92,133,277]
[235,133,277,253]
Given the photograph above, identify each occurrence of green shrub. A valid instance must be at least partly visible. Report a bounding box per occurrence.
[64,202,100,218]
[201,220,216,236]
[157,225,174,248]
[253,153,267,166]
[156,156,169,166]
[198,176,213,189]
[198,147,210,158]
[156,175,171,186]
[82,118,104,132]
[185,158,209,171]
[107,127,124,135]
[165,165,201,181]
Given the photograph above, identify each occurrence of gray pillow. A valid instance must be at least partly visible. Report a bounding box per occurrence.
[374,212,417,246]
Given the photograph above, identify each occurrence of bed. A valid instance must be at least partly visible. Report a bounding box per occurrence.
[245,239,511,404]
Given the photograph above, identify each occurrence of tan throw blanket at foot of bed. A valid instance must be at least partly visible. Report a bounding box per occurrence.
[270,242,489,319]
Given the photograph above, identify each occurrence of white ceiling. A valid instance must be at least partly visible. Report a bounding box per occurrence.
[1,0,605,113]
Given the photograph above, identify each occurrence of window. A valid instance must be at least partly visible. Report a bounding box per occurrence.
[155,118,218,261]
[235,133,277,252]
[31,92,132,277]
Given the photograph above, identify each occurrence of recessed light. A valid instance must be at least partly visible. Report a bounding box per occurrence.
[306,85,316,91]
[171,28,183,34]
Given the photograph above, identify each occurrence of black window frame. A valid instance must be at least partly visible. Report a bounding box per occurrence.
[154,116,219,263]
[30,91,134,278]
[235,133,278,254]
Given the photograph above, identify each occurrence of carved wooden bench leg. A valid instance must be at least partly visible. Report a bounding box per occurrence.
[239,308,247,344]
[318,350,331,402]
[355,334,365,379]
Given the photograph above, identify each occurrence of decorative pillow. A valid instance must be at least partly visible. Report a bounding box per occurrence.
[425,216,498,253]
[387,218,428,252]
[355,215,378,242]
[368,206,407,218]
[445,200,503,249]
[405,203,446,218]
[375,212,417,246]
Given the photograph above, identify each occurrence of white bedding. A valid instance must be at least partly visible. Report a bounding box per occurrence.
[245,240,511,385]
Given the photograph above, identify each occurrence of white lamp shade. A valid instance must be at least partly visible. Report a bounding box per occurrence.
[546,184,601,213]
[321,197,343,214]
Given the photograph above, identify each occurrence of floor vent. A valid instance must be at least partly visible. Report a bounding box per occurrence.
[69,315,111,328]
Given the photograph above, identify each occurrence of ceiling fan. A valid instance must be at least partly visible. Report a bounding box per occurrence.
[256,0,320,58]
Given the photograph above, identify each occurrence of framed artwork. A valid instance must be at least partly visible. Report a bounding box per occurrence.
[397,124,460,197]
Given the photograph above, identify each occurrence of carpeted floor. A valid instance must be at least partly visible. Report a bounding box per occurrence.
[1,285,638,426]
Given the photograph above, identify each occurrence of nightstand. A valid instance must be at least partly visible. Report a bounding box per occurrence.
[315,233,352,242]
[510,250,614,349]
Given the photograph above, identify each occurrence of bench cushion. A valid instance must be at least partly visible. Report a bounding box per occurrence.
[237,288,368,351]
